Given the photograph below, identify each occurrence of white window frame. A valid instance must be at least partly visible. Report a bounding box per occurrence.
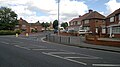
[119,14,120,21]
[112,26,120,34]
[22,25,26,27]
[84,20,89,24]
[110,17,114,22]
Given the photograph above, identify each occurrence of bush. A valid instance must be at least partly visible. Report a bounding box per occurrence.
[0,30,16,35]
[31,29,38,33]
[15,29,22,34]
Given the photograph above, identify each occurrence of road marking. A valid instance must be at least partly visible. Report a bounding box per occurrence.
[48,52,76,54]
[30,45,46,48]
[1,42,9,44]
[42,52,87,65]
[14,45,30,50]
[41,37,46,42]
[65,57,100,59]
[32,49,57,51]
[92,64,120,67]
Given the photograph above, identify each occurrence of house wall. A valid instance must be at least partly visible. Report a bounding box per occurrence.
[30,25,43,32]
[106,12,120,38]
[106,14,120,26]
[83,19,105,35]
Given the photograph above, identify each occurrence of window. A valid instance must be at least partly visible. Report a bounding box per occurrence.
[78,22,81,25]
[119,14,120,21]
[112,26,120,34]
[102,28,106,34]
[22,25,26,27]
[84,20,89,24]
[84,27,90,30]
[71,23,73,25]
[110,17,114,22]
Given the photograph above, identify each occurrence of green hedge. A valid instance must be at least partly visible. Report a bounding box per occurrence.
[0,30,21,35]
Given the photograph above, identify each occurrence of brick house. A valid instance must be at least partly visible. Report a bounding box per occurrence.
[82,10,106,35]
[67,10,106,35]
[16,18,43,33]
[106,8,120,38]
[67,16,82,31]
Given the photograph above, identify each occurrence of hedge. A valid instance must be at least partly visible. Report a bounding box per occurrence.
[0,30,21,35]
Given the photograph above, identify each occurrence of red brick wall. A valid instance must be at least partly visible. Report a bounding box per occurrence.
[85,36,120,47]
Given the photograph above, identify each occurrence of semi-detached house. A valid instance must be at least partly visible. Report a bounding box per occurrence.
[16,18,43,33]
[67,10,105,35]
[106,8,120,38]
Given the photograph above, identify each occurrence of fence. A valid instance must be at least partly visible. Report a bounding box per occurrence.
[46,34,84,46]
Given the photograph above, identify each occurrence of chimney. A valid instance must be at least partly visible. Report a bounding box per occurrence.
[89,9,93,13]
[20,17,23,20]
[79,15,81,17]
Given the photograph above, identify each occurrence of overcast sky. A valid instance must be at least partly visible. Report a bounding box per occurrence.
[0,0,120,23]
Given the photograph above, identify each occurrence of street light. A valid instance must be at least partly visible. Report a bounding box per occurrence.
[58,0,60,35]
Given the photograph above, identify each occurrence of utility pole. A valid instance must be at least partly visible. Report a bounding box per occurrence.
[58,0,60,36]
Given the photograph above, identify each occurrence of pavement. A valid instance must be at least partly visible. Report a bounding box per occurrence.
[45,34,120,53]
[78,41,120,53]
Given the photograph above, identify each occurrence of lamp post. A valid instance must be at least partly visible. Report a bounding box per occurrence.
[58,0,60,35]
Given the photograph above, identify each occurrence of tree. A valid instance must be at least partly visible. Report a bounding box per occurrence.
[53,20,58,29]
[0,7,18,30]
[41,22,50,30]
[61,22,68,29]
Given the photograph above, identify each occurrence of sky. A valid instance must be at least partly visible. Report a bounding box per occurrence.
[0,0,120,23]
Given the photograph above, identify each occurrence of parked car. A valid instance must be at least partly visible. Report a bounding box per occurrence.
[77,30,92,35]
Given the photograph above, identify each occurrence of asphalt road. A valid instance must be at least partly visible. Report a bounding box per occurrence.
[0,32,120,67]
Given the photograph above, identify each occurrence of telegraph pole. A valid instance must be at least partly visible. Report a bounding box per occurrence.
[58,0,60,35]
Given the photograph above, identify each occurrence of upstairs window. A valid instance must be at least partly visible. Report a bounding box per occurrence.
[110,17,114,22]
[22,25,26,27]
[78,22,81,25]
[119,14,120,21]
[84,20,89,24]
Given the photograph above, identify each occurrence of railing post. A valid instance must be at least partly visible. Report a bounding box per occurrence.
[60,36,61,43]
[68,37,70,44]
[46,35,48,41]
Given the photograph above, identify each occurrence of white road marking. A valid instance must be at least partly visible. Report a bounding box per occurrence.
[30,45,46,48]
[41,37,46,42]
[92,64,120,67]
[42,52,87,65]
[14,45,30,50]
[32,49,57,51]
[1,42,9,44]
[65,57,100,59]
[48,52,77,54]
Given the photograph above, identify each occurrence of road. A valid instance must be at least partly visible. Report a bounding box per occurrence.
[0,32,120,67]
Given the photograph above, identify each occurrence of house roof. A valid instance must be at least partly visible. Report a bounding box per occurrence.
[69,17,81,23]
[29,22,41,26]
[69,13,90,23]
[19,18,28,25]
[83,11,105,20]
[107,8,120,18]
[69,10,105,24]
[66,25,81,28]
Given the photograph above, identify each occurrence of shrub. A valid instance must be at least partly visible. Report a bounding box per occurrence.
[14,29,22,34]
[31,29,38,33]
[0,30,16,35]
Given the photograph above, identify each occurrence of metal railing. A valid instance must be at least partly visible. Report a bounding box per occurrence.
[46,34,85,46]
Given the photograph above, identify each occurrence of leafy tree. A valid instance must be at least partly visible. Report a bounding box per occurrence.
[53,20,58,29]
[61,22,68,29]
[41,22,50,30]
[0,7,18,30]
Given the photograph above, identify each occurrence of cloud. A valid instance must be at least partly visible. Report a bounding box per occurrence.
[105,0,120,14]
[0,0,88,23]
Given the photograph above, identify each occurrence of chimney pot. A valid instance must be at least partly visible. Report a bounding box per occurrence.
[89,9,93,13]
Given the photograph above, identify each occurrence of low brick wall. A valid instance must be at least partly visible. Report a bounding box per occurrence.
[58,32,79,36]
[85,35,120,47]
